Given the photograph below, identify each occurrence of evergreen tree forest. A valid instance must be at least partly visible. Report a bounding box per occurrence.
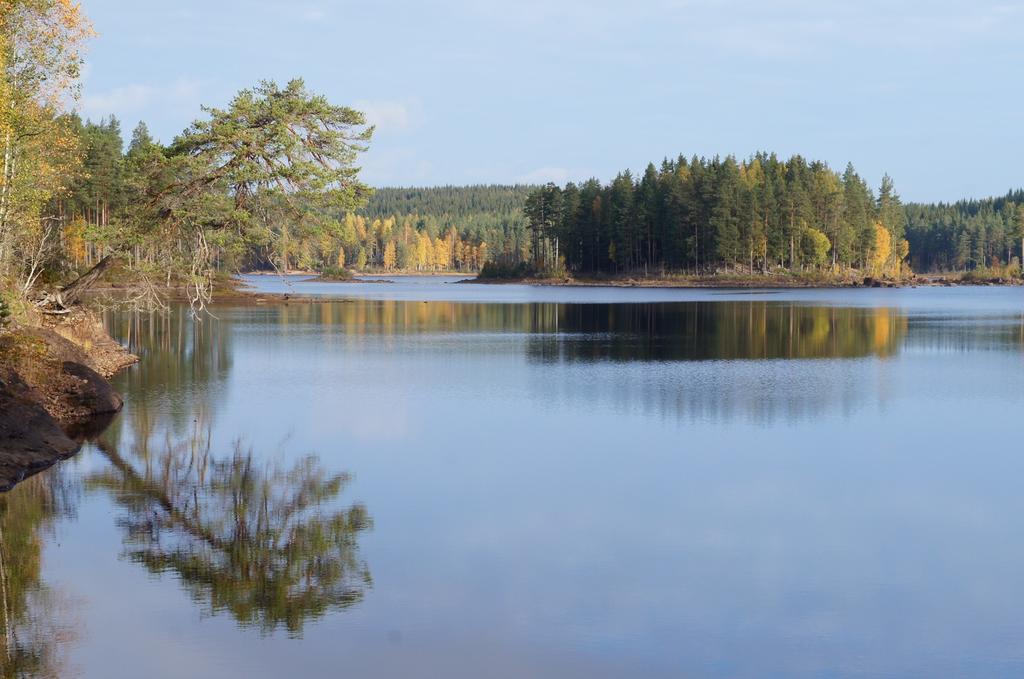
[522,156,1024,278]
[904,191,1024,272]
[55,116,531,278]
[3,0,382,310]
[521,155,911,277]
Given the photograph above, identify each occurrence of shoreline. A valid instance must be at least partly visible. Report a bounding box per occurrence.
[466,272,1024,289]
[0,309,138,491]
[240,270,475,278]
[83,269,1024,313]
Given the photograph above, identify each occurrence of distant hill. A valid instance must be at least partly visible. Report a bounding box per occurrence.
[356,186,537,264]
[362,185,536,220]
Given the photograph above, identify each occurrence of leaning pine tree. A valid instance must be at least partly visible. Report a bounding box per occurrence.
[130,78,374,311]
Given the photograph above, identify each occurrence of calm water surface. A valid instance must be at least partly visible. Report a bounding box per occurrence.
[3,276,1024,677]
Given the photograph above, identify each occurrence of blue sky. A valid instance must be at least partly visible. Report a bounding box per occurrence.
[77,0,1022,202]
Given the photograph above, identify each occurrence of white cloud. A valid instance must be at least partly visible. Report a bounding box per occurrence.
[79,77,202,122]
[354,98,422,133]
[80,84,155,117]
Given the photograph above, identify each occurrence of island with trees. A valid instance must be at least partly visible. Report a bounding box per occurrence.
[505,160,1024,285]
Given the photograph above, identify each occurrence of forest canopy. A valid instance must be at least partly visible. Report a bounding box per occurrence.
[523,158,868,276]
[519,158,1023,278]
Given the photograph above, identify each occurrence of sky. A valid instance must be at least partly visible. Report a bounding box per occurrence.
[76,0,1023,203]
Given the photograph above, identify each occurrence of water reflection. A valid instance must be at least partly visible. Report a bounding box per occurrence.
[0,471,80,677]
[4,290,1024,676]
[133,299,1024,363]
[103,306,233,441]
[100,310,372,634]
[526,304,906,362]
[101,300,1024,429]
[89,426,372,636]
[0,306,373,645]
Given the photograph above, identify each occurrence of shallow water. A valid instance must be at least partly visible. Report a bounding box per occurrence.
[3,278,1024,677]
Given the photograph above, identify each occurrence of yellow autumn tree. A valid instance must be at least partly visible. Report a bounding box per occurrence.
[316,231,333,268]
[433,236,450,270]
[382,240,396,271]
[0,0,93,284]
[869,223,891,275]
[477,242,488,269]
[64,215,87,264]
[416,232,432,270]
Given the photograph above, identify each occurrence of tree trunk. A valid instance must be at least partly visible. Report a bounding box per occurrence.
[59,255,117,306]
[0,128,16,264]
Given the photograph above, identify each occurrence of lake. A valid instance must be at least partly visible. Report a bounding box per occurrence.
[3,276,1024,677]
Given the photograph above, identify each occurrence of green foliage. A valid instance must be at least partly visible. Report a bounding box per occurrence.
[317,265,354,280]
[354,185,533,270]
[801,227,832,268]
[71,79,374,308]
[958,262,1022,282]
[905,190,1024,272]
[523,153,902,275]
[478,260,536,279]
[363,185,534,219]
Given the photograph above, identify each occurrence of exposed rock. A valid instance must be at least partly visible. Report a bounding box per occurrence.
[0,310,136,491]
[0,370,80,492]
[5,327,123,426]
[58,360,124,423]
[41,307,138,377]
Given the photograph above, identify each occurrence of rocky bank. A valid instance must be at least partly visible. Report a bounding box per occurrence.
[0,310,137,491]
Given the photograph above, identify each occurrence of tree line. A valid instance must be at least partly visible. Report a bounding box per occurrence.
[905,191,1024,272]
[522,156,1024,277]
[58,119,534,276]
[3,0,380,311]
[357,186,532,268]
[520,155,911,277]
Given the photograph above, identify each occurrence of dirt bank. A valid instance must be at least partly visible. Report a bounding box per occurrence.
[0,310,137,491]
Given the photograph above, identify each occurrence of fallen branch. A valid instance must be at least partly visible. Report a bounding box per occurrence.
[36,255,118,310]
[60,255,118,306]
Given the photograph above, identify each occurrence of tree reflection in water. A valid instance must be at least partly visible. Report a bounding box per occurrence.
[90,422,372,636]
[0,471,80,678]
[99,308,373,635]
